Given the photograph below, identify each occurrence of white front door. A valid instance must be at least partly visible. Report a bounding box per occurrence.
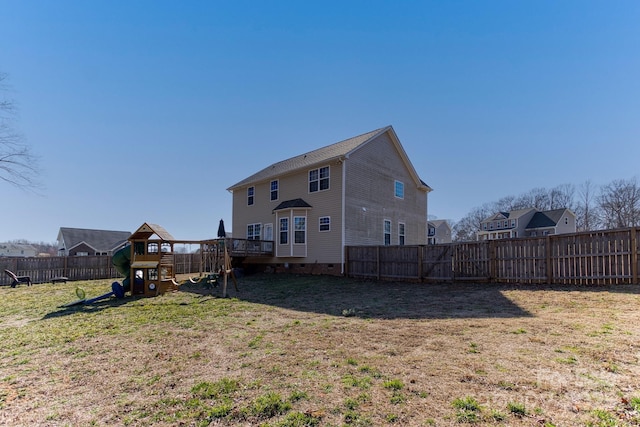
[264,223,273,241]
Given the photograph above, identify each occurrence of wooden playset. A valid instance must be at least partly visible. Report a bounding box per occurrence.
[60,222,238,307]
[119,222,236,297]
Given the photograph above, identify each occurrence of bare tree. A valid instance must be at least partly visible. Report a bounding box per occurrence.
[575,180,600,231]
[0,72,39,189]
[513,187,550,210]
[597,178,640,228]
[549,183,575,210]
[452,203,494,241]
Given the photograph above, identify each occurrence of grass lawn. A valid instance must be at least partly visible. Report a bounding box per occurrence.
[1,274,640,426]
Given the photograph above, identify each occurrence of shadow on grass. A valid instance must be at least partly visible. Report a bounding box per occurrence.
[180,273,534,319]
[42,296,133,319]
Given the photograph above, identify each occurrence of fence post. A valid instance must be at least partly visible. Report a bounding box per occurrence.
[343,246,349,277]
[631,228,638,285]
[488,240,496,281]
[417,246,423,281]
[376,246,380,281]
[546,235,552,284]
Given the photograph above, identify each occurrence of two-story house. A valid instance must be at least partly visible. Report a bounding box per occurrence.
[227,126,431,274]
[427,220,452,244]
[477,208,576,240]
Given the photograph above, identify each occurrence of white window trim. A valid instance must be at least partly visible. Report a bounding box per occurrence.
[279,218,289,245]
[247,223,262,240]
[247,186,255,206]
[398,222,406,245]
[319,216,331,232]
[309,165,330,193]
[270,180,279,202]
[293,216,306,245]
[394,180,404,199]
[383,219,392,246]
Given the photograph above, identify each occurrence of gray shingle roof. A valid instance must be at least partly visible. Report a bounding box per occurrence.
[227,126,390,190]
[482,208,535,223]
[58,227,131,252]
[526,208,568,229]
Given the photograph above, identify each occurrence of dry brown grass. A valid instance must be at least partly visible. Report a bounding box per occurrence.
[1,274,640,426]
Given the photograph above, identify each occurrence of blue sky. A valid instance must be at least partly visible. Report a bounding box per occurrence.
[1,1,639,243]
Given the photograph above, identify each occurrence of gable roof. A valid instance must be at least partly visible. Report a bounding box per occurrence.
[526,208,570,229]
[428,220,450,228]
[227,126,431,192]
[129,223,175,241]
[482,208,536,223]
[58,227,131,252]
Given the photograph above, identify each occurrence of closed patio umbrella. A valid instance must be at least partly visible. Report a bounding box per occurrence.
[217,219,226,238]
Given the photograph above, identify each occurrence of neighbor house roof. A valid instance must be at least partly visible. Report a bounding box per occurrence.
[526,208,570,229]
[227,126,431,192]
[58,227,131,253]
[482,208,536,223]
[428,220,449,228]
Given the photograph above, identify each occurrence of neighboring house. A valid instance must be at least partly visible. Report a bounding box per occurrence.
[525,208,577,237]
[427,220,452,244]
[57,227,131,256]
[227,126,431,274]
[477,208,576,240]
[0,243,38,257]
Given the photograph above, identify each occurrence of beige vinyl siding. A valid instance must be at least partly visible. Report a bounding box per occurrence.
[344,133,427,246]
[230,161,344,264]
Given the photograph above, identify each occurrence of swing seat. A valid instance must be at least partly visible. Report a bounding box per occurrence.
[205,273,219,288]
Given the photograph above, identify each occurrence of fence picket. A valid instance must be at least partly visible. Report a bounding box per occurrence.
[345,227,640,285]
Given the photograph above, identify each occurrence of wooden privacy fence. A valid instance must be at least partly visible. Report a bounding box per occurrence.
[0,253,203,286]
[345,228,640,285]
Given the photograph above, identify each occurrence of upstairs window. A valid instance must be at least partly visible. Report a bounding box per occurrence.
[247,186,255,206]
[394,180,404,199]
[309,166,330,192]
[270,180,278,201]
